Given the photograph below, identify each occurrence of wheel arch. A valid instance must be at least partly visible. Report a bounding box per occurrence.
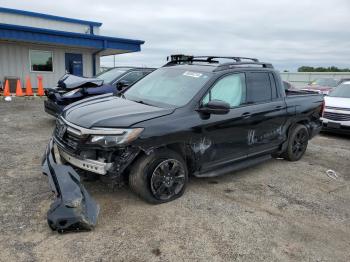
[126,142,197,178]
[278,119,310,155]
[287,118,311,138]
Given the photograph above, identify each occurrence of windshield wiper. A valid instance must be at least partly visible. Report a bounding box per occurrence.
[134,100,152,106]
[122,95,153,106]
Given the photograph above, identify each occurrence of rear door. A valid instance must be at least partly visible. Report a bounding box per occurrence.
[244,71,288,155]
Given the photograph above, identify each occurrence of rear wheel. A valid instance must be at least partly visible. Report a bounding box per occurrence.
[129,149,188,204]
[282,124,309,161]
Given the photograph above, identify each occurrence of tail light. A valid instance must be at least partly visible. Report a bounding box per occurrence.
[320,100,325,117]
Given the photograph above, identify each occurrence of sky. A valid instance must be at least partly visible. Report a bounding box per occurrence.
[1,0,350,71]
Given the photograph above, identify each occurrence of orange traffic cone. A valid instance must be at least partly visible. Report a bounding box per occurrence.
[3,80,10,96]
[15,79,24,96]
[37,75,45,96]
[25,76,34,96]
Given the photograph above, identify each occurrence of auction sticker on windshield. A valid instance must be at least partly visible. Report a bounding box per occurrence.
[183,71,203,78]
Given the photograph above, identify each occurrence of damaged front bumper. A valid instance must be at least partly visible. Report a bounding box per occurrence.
[57,145,112,175]
[42,139,100,233]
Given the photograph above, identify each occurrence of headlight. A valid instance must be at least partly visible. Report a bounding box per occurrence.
[63,88,82,97]
[87,128,143,146]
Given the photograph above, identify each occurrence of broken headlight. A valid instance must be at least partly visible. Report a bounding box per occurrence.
[87,128,143,147]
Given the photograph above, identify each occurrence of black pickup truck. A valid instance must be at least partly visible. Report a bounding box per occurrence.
[42,55,324,232]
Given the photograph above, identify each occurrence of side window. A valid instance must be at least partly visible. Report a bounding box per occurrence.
[246,72,273,103]
[202,73,246,107]
[118,71,145,85]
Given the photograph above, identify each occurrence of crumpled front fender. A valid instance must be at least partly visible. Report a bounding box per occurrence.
[42,140,99,233]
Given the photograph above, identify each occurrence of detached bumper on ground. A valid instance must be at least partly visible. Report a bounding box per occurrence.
[42,139,100,233]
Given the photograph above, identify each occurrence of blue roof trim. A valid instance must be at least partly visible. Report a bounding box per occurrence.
[0,7,102,27]
[0,23,144,53]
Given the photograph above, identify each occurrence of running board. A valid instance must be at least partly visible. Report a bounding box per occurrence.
[194,154,272,178]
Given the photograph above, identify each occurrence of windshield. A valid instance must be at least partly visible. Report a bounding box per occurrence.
[311,78,338,87]
[329,83,350,98]
[123,67,211,107]
[95,68,131,84]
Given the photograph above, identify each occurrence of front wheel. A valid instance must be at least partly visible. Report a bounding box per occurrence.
[282,124,309,161]
[129,149,188,204]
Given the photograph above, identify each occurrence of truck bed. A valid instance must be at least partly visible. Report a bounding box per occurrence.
[285,89,319,96]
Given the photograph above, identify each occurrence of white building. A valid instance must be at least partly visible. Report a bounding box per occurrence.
[0,7,144,91]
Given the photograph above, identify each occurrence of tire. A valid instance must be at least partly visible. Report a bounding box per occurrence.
[129,149,188,204]
[282,124,309,161]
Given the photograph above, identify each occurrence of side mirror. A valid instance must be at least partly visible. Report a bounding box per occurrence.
[198,100,230,115]
[116,80,130,91]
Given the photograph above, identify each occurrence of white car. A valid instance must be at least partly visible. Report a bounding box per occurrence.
[321,81,350,134]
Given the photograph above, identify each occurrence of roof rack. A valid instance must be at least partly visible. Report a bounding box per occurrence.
[164,54,273,70]
[214,62,274,71]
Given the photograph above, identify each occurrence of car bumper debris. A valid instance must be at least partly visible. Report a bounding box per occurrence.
[42,139,100,233]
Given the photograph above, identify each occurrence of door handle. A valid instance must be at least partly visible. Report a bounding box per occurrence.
[241,112,251,119]
[275,105,282,109]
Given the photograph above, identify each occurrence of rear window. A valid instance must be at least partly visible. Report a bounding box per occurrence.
[246,72,276,103]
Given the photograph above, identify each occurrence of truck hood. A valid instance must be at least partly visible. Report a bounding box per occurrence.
[62,96,174,128]
[57,74,104,90]
[325,96,350,109]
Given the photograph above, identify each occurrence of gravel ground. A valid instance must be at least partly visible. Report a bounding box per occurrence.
[0,98,350,262]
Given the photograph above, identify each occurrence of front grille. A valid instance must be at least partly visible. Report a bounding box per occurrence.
[65,133,80,149]
[54,118,85,151]
[323,111,350,121]
[325,106,350,112]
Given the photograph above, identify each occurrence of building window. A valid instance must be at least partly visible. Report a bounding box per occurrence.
[30,50,53,72]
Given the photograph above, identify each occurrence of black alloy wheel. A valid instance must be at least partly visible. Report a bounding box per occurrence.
[129,149,188,204]
[291,128,308,159]
[281,124,309,161]
[150,159,186,201]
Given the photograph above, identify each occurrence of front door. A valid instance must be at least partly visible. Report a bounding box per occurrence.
[198,73,251,171]
[65,53,83,76]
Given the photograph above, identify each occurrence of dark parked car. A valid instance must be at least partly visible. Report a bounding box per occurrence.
[44,67,155,116]
[42,55,324,232]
